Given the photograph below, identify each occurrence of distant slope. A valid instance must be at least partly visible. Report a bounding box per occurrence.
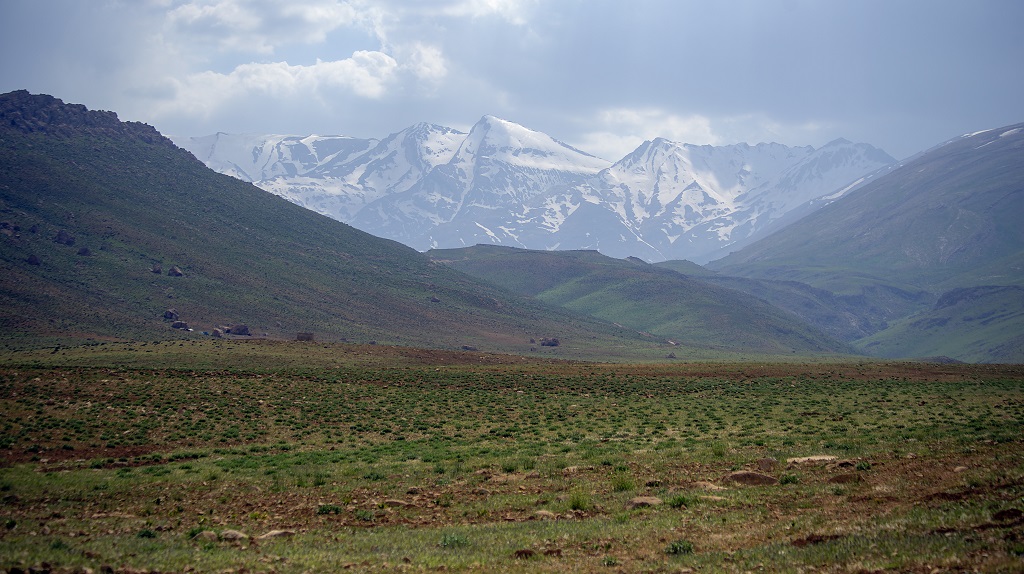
[0,90,649,356]
[709,123,1024,292]
[651,259,718,277]
[709,122,1024,363]
[429,245,854,356]
[857,286,1024,363]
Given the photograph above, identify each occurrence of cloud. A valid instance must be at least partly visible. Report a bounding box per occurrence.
[441,0,538,25]
[152,51,399,121]
[402,43,448,85]
[571,108,720,161]
[166,0,367,54]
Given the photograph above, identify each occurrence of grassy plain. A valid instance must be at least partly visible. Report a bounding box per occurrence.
[1,340,1022,573]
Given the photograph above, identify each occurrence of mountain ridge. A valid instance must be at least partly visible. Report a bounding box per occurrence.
[176,117,894,264]
[0,90,656,358]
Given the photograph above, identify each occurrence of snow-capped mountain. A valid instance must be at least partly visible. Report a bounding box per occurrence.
[177,132,376,182]
[350,115,611,248]
[540,137,897,261]
[176,118,894,263]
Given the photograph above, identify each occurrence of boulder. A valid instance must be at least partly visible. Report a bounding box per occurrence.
[723,471,778,486]
[786,455,838,467]
[992,508,1023,522]
[171,321,189,330]
[691,481,727,491]
[192,530,218,542]
[54,229,75,246]
[625,496,663,510]
[227,324,250,336]
[220,529,248,541]
[163,309,179,321]
[256,529,295,540]
[167,266,183,277]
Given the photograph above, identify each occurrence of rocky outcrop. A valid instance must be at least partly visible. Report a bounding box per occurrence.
[0,90,176,147]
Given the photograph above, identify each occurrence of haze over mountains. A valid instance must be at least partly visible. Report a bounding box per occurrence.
[176,118,895,264]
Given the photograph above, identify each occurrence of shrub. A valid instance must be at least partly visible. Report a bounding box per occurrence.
[568,489,591,511]
[316,504,342,515]
[667,494,693,509]
[439,532,468,548]
[780,473,800,485]
[610,475,635,492]
[665,539,694,555]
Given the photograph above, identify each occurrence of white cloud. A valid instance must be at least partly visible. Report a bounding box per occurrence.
[166,0,367,54]
[441,0,537,25]
[402,43,448,84]
[572,108,720,161]
[152,51,398,121]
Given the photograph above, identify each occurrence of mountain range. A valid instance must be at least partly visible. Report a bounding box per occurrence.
[0,90,647,357]
[3,90,1021,363]
[176,117,895,264]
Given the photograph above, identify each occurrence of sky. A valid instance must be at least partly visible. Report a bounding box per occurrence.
[2,0,1023,161]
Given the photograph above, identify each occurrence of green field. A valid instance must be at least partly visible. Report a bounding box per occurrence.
[1,341,1022,573]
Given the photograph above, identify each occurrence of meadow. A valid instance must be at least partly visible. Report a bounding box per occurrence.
[1,340,1022,573]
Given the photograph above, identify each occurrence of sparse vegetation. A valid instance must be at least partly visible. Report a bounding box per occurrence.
[0,342,1021,573]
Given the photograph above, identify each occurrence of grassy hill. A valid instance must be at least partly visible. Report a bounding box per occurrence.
[708,124,1024,291]
[429,245,854,356]
[856,285,1024,363]
[0,91,653,357]
[707,123,1024,363]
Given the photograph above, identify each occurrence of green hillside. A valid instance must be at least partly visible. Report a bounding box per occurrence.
[709,124,1024,292]
[0,91,649,357]
[856,286,1024,363]
[650,259,718,277]
[429,245,854,356]
[707,123,1024,363]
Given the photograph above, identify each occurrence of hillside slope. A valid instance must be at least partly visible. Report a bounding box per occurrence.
[709,123,1024,362]
[710,124,1024,291]
[429,245,854,356]
[0,90,648,356]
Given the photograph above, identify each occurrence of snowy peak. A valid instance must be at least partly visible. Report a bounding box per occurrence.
[173,132,376,182]
[317,122,465,188]
[180,117,895,264]
[456,115,610,173]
